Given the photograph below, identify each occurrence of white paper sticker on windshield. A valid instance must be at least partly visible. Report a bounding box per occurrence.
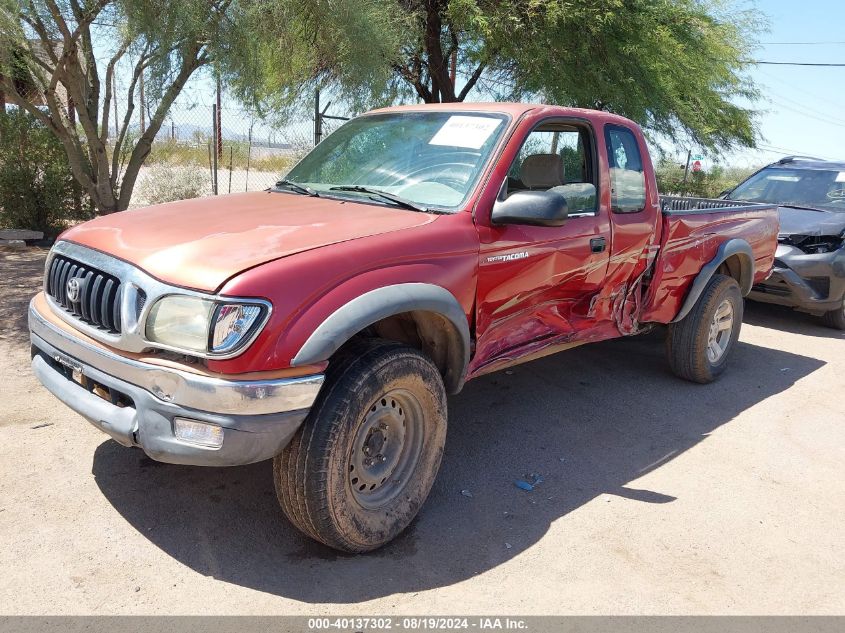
[836,172,845,182]
[429,116,502,149]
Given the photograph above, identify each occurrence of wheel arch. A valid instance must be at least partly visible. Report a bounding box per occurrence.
[672,239,754,323]
[291,283,471,394]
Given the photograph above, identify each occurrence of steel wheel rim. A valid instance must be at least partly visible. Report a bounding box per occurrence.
[348,389,424,509]
[707,299,734,363]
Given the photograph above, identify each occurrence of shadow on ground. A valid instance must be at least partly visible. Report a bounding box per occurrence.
[92,328,824,603]
[743,300,845,339]
[0,249,47,342]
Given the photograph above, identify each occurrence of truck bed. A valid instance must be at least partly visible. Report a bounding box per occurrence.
[640,197,780,323]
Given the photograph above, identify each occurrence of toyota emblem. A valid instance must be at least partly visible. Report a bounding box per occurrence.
[66,277,82,302]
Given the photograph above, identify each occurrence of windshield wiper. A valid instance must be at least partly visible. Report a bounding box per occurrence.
[778,204,827,213]
[275,179,319,197]
[329,185,429,212]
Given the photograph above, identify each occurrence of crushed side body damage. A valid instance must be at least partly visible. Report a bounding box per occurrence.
[641,203,778,324]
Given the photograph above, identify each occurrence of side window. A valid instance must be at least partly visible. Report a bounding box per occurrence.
[506,123,598,215]
[605,125,646,213]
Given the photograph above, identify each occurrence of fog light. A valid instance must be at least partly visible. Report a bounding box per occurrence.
[173,418,224,448]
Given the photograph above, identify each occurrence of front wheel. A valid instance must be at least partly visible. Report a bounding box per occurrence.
[821,299,845,330]
[666,274,743,384]
[274,340,447,553]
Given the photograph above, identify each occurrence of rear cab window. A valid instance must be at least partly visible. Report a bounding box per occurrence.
[605,125,646,213]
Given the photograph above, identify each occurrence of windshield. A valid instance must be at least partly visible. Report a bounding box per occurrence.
[282,111,508,211]
[730,167,845,212]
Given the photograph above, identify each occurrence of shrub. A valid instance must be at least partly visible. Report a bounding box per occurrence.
[132,162,211,206]
[0,109,93,236]
[655,158,759,199]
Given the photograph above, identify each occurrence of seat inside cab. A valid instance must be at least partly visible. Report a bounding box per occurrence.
[506,123,598,215]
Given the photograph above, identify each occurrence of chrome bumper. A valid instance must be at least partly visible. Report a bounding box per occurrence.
[29,298,324,466]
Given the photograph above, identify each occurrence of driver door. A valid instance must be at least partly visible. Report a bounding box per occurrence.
[470,119,611,375]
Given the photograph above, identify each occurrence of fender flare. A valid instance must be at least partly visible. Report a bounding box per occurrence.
[291,283,471,392]
[671,238,755,323]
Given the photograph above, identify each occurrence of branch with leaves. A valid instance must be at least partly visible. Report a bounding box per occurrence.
[0,0,230,213]
[232,0,761,152]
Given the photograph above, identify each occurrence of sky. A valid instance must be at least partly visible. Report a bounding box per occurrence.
[727,0,845,167]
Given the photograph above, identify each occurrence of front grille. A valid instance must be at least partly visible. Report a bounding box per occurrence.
[46,254,123,333]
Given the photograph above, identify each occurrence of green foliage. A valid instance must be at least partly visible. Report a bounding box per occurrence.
[0,110,93,235]
[224,0,410,115]
[230,0,763,152]
[0,0,230,213]
[520,0,763,152]
[654,158,759,198]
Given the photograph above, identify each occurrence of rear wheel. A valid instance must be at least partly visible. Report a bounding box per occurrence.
[666,274,743,383]
[821,299,845,330]
[274,340,447,553]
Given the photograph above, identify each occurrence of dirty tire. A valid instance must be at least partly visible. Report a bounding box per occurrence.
[821,300,845,331]
[666,274,743,384]
[274,339,447,553]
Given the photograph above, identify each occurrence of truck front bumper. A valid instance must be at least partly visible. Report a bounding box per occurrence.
[29,297,324,466]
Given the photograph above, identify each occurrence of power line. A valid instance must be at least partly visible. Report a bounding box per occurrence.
[763,88,845,127]
[758,68,843,112]
[754,61,845,67]
[766,98,845,129]
[763,41,845,45]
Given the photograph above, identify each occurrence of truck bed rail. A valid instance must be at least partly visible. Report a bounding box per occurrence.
[660,196,773,215]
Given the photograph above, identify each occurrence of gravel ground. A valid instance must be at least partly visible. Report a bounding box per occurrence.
[0,247,843,615]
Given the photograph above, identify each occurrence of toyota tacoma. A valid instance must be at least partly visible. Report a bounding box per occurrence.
[29,103,779,552]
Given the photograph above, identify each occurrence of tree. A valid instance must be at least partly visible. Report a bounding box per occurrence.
[0,0,234,213]
[232,0,762,151]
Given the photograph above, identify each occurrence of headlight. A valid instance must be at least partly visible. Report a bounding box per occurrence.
[145,295,268,356]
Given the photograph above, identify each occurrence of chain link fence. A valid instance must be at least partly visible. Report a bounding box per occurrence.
[130,102,349,207]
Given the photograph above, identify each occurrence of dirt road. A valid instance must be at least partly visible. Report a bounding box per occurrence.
[1,248,843,614]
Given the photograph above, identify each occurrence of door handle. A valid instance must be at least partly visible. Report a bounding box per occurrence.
[590,237,607,253]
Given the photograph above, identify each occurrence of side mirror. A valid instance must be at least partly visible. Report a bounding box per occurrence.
[491,190,569,227]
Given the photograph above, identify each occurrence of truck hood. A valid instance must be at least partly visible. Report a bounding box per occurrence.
[778,205,845,237]
[62,191,437,292]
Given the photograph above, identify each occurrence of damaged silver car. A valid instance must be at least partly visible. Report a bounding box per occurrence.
[726,156,845,330]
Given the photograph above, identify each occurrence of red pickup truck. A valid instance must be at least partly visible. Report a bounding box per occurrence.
[29,103,778,552]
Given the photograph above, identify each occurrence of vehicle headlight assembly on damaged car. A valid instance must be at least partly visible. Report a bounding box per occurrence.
[145,295,269,356]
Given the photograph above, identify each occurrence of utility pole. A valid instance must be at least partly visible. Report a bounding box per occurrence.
[211,103,218,195]
[314,87,321,146]
[682,149,692,191]
[216,75,222,160]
